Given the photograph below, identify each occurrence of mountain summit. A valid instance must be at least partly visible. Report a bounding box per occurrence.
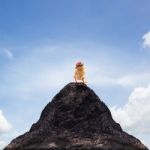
[5,82,148,150]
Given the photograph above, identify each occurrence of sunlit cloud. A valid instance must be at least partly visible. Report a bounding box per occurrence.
[111,84,150,148]
[0,110,12,133]
[143,31,150,49]
[0,110,12,149]
[0,140,6,149]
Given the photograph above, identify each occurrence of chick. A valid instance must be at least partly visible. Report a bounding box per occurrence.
[74,61,87,84]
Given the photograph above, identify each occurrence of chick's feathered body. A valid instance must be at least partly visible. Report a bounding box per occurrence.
[74,62,86,84]
[74,66,85,80]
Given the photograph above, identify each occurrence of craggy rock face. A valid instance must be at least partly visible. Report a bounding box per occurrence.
[4,82,148,150]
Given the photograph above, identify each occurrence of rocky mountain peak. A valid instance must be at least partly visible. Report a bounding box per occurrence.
[4,82,148,150]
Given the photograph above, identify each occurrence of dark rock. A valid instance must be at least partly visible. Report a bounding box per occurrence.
[4,82,148,150]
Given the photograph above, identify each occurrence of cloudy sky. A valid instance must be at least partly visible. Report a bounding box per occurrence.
[0,0,150,149]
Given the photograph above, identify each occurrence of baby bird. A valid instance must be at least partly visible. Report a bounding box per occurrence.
[74,61,87,84]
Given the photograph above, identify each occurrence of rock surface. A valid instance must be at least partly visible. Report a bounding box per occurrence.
[4,82,148,150]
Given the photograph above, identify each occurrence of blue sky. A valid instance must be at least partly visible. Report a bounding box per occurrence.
[0,0,150,149]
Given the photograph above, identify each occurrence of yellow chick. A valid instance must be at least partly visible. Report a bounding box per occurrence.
[74,61,87,84]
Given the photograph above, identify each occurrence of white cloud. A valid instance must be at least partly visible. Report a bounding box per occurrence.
[0,110,12,149]
[143,31,150,48]
[3,49,14,59]
[115,73,150,87]
[0,110,12,133]
[111,84,150,148]
[0,140,6,149]
[89,71,150,87]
